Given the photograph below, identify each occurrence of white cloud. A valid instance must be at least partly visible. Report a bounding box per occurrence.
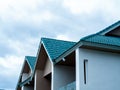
[0,0,58,25]
[0,55,24,89]
[62,0,99,14]
[62,0,120,19]
[0,31,39,89]
[7,37,38,56]
[56,34,72,41]
[0,55,23,77]
[31,10,59,26]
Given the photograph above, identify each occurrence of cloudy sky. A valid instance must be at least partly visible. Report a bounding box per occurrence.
[0,0,120,89]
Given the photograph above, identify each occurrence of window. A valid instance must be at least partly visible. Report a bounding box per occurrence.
[84,59,88,84]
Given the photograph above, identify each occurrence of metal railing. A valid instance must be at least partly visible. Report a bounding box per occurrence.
[59,81,76,90]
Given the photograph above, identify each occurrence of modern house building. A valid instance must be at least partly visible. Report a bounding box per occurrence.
[16,21,120,90]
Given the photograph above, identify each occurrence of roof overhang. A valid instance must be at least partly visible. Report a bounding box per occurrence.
[54,40,120,64]
[80,41,120,53]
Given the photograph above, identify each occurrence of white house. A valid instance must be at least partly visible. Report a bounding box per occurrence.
[16,21,120,90]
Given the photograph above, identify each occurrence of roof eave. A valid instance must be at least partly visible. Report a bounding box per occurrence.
[81,41,120,53]
[41,41,53,62]
[25,56,35,72]
[54,40,120,64]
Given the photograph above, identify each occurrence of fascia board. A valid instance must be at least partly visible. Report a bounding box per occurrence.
[15,60,26,89]
[30,41,42,81]
[41,41,54,63]
[26,58,34,73]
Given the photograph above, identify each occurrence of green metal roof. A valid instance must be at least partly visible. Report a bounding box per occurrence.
[81,35,120,47]
[41,38,76,61]
[25,56,36,71]
[81,21,120,48]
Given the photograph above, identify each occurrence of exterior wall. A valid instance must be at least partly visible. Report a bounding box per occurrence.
[52,65,75,90]
[34,70,51,90]
[76,48,120,90]
[22,86,34,90]
[76,48,81,90]
[43,58,52,76]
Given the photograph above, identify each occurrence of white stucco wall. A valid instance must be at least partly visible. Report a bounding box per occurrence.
[43,58,52,76]
[76,48,120,90]
[52,65,75,90]
[34,70,51,90]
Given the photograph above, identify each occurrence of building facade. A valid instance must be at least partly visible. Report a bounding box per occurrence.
[16,21,120,90]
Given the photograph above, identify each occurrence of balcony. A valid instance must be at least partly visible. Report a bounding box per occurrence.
[59,81,76,90]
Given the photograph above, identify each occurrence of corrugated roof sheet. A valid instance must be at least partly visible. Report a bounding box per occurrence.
[41,38,76,61]
[81,21,120,48]
[81,35,120,47]
[25,56,36,71]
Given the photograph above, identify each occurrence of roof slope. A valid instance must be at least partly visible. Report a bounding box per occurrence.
[81,35,120,47]
[41,38,76,61]
[25,56,36,71]
[81,21,120,48]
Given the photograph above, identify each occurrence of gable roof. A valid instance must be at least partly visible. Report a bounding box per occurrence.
[17,38,76,89]
[41,38,76,61]
[16,56,36,89]
[25,56,36,71]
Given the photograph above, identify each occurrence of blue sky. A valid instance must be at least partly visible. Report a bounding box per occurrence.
[0,0,120,90]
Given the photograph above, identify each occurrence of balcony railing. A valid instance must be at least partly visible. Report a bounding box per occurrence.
[59,81,76,90]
